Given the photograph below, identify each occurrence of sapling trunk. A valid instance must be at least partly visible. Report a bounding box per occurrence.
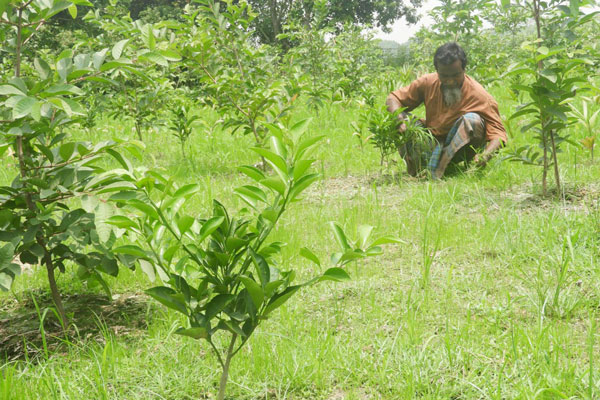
[542,130,548,197]
[217,333,238,400]
[549,129,561,194]
[42,244,68,328]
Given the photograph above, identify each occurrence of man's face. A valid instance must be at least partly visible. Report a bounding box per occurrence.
[436,59,465,89]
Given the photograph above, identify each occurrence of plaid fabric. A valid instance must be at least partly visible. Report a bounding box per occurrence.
[426,113,486,179]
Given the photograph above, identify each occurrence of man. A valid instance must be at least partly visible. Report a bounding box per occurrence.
[386,42,507,178]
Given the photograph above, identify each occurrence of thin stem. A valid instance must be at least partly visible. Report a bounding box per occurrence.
[217,333,237,400]
[549,129,561,194]
[40,238,68,328]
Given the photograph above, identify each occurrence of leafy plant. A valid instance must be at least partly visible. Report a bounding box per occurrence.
[570,97,599,161]
[178,0,302,150]
[168,102,201,159]
[106,120,401,399]
[503,0,598,196]
[0,0,175,327]
[356,105,433,171]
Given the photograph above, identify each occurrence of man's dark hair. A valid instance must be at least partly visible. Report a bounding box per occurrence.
[434,42,467,70]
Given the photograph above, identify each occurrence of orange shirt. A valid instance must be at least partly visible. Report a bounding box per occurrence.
[390,73,508,143]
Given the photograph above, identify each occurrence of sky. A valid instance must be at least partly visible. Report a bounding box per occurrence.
[373,0,441,43]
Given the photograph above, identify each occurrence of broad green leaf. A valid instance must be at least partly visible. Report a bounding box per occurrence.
[112,39,130,60]
[175,327,208,340]
[0,85,25,96]
[177,215,195,235]
[260,177,286,196]
[292,159,314,181]
[289,118,312,142]
[288,173,320,201]
[319,267,351,282]
[93,48,109,70]
[329,222,350,250]
[140,51,168,67]
[235,185,268,205]
[146,286,187,314]
[270,136,287,159]
[199,216,225,243]
[12,97,37,119]
[357,225,374,249]
[68,4,77,18]
[299,247,320,267]
[106,215,138,229]
[205,294,234,319]
[113,244,146,257]
[370,235,405,246]
[59,142,76,161]
[139,259,156,282]
[250,249,270,287]
[44,84,83,96]
[295,135,325,161]
[240,276,264,308]
[0,243,15,270]
[173,184,201,199]
[237,165,265,182]
[264,285,301,315]
[251,147,288,182]
[106,149,133,172]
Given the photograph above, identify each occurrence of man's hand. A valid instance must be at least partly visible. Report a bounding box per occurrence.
[473,138,502,167]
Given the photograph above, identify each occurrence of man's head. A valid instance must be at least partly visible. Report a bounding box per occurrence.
[434,42,467,106]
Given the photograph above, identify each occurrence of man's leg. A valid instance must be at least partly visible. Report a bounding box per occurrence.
[429,113,485,179]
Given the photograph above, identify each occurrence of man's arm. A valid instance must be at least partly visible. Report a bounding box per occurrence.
[386,94,408,133]
[473,138,502,166]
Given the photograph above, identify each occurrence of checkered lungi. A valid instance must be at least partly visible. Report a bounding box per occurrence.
[402,112,486,179]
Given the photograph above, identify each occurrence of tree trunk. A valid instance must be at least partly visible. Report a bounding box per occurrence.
[549,129,561,194]
[42,243,68,328]
[217,333,238,400]
[542,130,548,197]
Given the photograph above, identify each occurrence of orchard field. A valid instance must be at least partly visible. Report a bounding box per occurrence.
[1,0,600,399]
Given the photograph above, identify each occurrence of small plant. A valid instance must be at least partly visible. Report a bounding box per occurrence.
[107,120,401,399]
[503,0,597,196]
[570,97,599,162]
[357,105,434,172]
[168,103,201,159]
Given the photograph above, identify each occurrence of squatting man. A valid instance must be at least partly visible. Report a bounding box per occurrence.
[386,42,508,178]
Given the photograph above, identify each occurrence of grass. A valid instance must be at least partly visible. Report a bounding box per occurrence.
[1,82,600,399]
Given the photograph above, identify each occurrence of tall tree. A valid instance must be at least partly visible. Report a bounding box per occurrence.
[247,0,423,45]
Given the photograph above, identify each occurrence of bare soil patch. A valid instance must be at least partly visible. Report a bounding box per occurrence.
[0,291,150,361]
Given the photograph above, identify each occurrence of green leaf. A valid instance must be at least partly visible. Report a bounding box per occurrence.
[106,215,138,229]
[250,249,270,287]
[205,294,234,319]
[292,159,314,181]
[234,185,268,206]
[177,215,195,235]
[288,173,320,201]
[68,4,77,18]
[175,327,208,340]
[260,177,286,196]
[329,222,351,250]
[146,286,187,314]
[12,97,37,119]
[299,247,320,267]
[106,148,133,172]
[138,259,156,282]
[199,216,225,243]
[357,225,374,249]
[173,184,200,199]
[319,267,351,282]
[251,147,288,182]
[370,235,405,246]
[238,165,266,182]
[240,276,264,308]
[0,85,25,96]
[59,142,75,161]
[113,244,146,257]
[295,135,325,161]
[112,39,130,60]
[140,51,168,67]
[0,243,15,270]
[264,285,301,315]
[290,118,312,142]
[270,136,287,159]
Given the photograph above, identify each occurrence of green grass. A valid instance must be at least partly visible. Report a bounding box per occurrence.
[1,83,600,399]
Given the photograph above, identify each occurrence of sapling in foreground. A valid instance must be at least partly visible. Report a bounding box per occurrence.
[107,120,401,399]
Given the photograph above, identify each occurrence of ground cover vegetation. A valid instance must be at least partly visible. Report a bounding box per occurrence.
[1,0,600,398]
